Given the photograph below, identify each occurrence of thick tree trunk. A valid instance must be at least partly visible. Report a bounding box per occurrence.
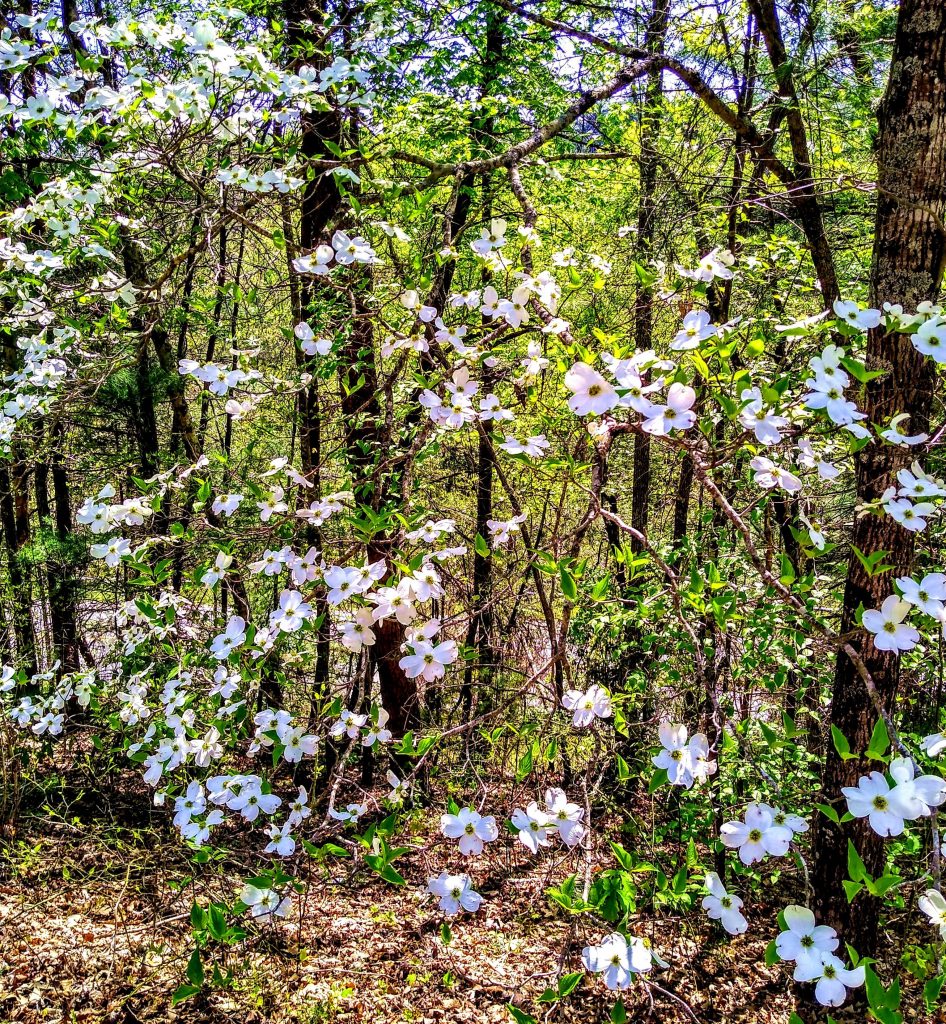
[812,0,946,953]
[457,9,506,720]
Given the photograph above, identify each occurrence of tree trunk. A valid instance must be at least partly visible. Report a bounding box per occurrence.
[629,0,669,551]
[812,0,946,953]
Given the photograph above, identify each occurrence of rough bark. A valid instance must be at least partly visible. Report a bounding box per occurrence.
[812,0,946,953]
[629,0,669,552]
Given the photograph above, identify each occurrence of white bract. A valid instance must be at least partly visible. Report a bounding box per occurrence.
[564,361,618,416]
[775,905,838,973]
[919,889,946,939]
[795,951,865,1007]
[720,803,793,864]
[426,872,482,915]
[842,757,946,837]
[562,684,612,727]
[641,383,696,435]
[652,722,716,788]
[862,596,919,653]
[702,872,747,935]
[440,807,499,856]
[510,802,555,853]
[581,932,653,990]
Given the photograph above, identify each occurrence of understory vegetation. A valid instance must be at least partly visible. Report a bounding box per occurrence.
[2,1,946,1021]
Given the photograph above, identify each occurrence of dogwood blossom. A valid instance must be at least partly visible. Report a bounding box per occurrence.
[511,803,555,853]
[564,362,618,416]
[582,932,653,990]
[240,885,290,920]
[544,788,586,846]
[750,456,802,493]
[702,872,747,935]
[862,596,919,653]
[842,771,907,836]
[426,872,482,915]
[897,572,946,617]
[671,310,717,351]
[739,388,788,445]
[400,638,458,681]
[833,299,881,331]
[921,731,946,757]
[641,383,696,435]
[919,889,946,939]
[562,684,612,727]
[652,723,716,788]
[795,951,865,1007]
[885,496,936,532]
[912,317,946,362]
[720,803,793,864]
[210,616,246,659]
[440,807,499,856]
[775,906,838,974]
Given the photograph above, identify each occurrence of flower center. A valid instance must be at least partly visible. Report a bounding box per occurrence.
[872,795,889,810]
[748,829,762,843]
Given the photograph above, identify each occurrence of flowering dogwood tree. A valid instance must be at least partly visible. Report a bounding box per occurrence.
[2,0,946,1021]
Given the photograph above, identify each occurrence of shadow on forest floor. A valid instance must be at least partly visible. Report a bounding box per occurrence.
[0,762,935,1024]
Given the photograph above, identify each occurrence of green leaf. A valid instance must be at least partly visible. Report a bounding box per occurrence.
[515,743,535,782]
[842,879,863,902]
[172,984,201,1006]
[847,840,868,883]
[923,974,945,1011]
[840,356,884,385]
[507,1006,537,1024]
[851,546,894,578]
[788,1014,805,1024]
[380,864,406,886]
[764,939,779,966]
[559,565,578,602]
[633,261,657,287]
[207,904,227,942]
[831,725,857,760]
[672,865,688,895]
[871,874,900,897]
[866,717,890,760]
[648,768,668,794]
[185,948,204,987]
[557,972,583,998]
[189,901,205,929]
[816,802,840,823]
[440,922,452,946]
[612,1000,628,1024]
[759,721,779,748]
[610,842,635,872]
[474,532,490,558]
[690,351,710,379]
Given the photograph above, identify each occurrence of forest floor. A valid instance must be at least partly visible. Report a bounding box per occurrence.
[0,764,937,1024]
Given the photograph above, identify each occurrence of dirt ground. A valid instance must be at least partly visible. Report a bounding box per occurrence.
[0,773,937,1024]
